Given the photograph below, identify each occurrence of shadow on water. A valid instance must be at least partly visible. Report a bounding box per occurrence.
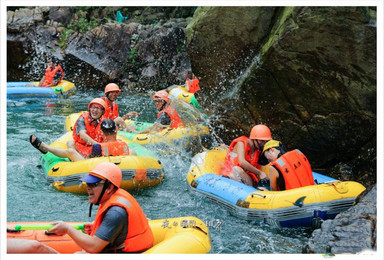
[7,89,311,254]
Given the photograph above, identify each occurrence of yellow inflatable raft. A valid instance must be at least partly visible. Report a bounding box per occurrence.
[40,132,164,194]
[65,112,211,148]
[167,85,201,109]
[187,146,366,228]
[7,216,211,254]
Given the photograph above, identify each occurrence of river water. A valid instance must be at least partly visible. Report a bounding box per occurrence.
[6,89,312,254]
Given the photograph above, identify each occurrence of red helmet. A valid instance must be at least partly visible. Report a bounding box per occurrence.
[88,98,106,111]
[152,90,169,103]
[89,162,122,188]
[249,124,272,140]
[105,83,121,94]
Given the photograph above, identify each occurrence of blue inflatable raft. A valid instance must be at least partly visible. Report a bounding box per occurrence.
[186,148,366,228]
[7,80,76,99]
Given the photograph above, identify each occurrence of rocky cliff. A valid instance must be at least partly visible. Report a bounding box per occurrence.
[7,6,193,89]
[186,7,376,187]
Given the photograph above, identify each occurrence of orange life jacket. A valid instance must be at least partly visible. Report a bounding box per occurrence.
[42,64,64,87]
[271,149,315,190]
[72,112,104,157]
[157,105,184,129]
[221,136,261,183]
[100,140,130,156]
[185,78,200,93]
[101,97,119,120]
[91,189,154,253]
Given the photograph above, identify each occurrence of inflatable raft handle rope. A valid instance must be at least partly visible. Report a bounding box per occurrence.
[13,223,86,231]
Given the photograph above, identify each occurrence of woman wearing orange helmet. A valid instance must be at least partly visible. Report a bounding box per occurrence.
[135,90,184,134]
[101,83,138,131]
[30,98,107,160]
[220,124,272,187]
[49,162,154,253]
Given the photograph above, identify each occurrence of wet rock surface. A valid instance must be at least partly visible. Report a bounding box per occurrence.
[303,185,376,254]
[186,6,376,187]
[7,7,191,89]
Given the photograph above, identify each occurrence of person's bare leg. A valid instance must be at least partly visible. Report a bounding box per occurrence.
[30,136,84,161]
[228,166,253,186]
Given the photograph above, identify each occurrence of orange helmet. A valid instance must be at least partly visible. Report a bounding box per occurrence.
[88,98,106,111]
[88,162,122,188]
[105,83,121,94]
[249,124,272,140]
[152,90,169,103]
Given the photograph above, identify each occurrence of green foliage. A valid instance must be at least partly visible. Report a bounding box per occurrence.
[58,28,73,50]
[68,17,98,34]
[127,47,141,71]
[176,44,185,55]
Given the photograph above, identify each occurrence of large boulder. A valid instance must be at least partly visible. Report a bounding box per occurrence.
[186,7,376,184]
[7,7,192,90]
[303,185,377,254]
[64,20,190,89]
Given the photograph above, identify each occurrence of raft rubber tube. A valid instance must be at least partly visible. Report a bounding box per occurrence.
[40,131,164,194]
[168,85,202,110]
[7,216,211,254]
[186,147,366,228]
[65,112,211,146]
[7,80,76,99]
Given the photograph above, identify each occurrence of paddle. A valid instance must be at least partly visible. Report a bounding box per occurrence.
[14,223,85,231]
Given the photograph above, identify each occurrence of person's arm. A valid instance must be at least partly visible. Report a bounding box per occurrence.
[7,239,58,254]
[57,64,64,84]
[79,129,99,145]
[122,111,138,121]
[38,76,45,87]
[269,167,280,191]
[76,117,99,145]
[49,221,109,253]
[236,142,267,179]
[136,112,169,134]
[136,122,164,134]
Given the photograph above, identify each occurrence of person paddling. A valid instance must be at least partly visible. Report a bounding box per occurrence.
[49,162,154,253]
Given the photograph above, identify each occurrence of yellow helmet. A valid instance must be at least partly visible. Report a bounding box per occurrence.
[262,140,281,153]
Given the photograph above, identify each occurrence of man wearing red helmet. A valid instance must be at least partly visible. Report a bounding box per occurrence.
[101,83,138,131]
[49,162,154,253]
[30,98,107,160]
[135,90,184,134]
[220,124,272,187]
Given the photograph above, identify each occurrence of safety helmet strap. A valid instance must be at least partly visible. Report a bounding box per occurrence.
[88,180,111,218]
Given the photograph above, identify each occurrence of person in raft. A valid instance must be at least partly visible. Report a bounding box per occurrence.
[134,90,184,134]
[259,140,315,191]
[185,70,200,94]
[38,57,64,87]
[8,162,154,254]
[220,124,272,187]
[100,83,138,131]
[91,119,136,157]
[30,112,134,161]
[49,162,154,253]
